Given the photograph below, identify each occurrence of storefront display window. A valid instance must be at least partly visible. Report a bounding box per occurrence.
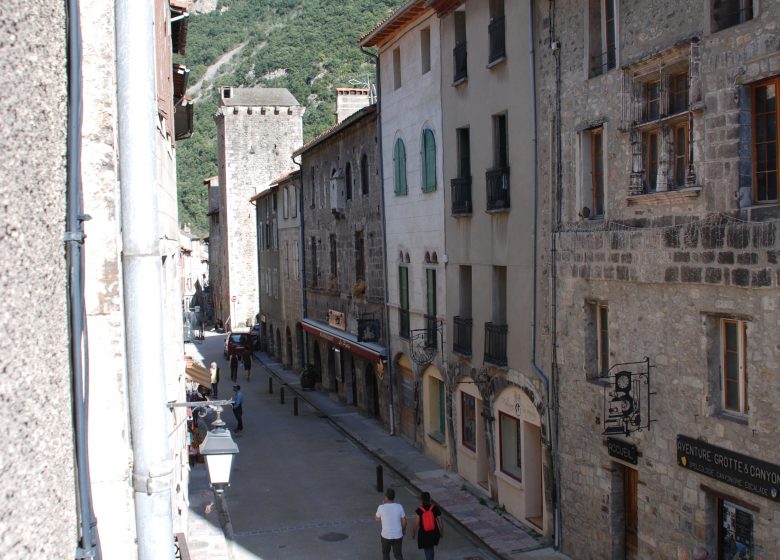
[719,500,754,560]
[461,392,476,450]
[499,412,522,481]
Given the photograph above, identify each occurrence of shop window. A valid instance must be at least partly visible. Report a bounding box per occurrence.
[718,499,755,559]
[428,377,446,442]
[499,412,522,481]
[461,392,476,451]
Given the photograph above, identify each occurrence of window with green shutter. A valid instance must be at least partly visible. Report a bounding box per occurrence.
[422,128,437,192]
[394,138,407,195]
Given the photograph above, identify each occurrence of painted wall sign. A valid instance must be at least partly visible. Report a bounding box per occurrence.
[328,309,346,330]
[677,435,780,502]
[607,437,638,465]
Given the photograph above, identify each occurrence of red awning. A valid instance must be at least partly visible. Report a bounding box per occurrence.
[301,320,385,364]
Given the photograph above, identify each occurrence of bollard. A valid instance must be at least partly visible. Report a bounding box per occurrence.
[293,396,299,416]
[376,465,383,493]
[268,377,273,394]
[280,387,285,404]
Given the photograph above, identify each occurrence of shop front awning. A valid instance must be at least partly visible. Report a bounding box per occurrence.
[301,318,386,364]
[184,358,210,387]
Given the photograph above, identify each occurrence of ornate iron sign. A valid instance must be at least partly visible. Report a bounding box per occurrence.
[677,435,780,502]
[602,357,653,436]
[357,319,381,342]
[607,437,638,465]
[408,319,444,366]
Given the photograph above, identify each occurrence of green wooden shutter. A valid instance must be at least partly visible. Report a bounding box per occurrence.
[394,139,407,195]
[422,129,436,192]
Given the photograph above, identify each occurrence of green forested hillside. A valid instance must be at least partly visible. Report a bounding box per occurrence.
[177,0,403,235]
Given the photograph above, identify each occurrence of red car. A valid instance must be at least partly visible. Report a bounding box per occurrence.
[223,329,251,358]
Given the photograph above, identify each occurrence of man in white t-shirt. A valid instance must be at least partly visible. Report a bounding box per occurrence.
[375,487,406,560]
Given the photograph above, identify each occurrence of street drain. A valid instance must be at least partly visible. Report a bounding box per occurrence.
[319,532,349,542]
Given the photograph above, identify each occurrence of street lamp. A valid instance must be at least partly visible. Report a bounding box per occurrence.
[169,398,239,493]
[199,409,239,493]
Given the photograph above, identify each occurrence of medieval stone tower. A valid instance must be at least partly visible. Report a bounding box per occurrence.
[214,87,304,328]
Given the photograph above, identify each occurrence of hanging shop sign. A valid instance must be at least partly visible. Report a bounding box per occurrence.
[677,435,780,502]
[328,309,346,330]
[607,437,638,465]
[602,357,653,436]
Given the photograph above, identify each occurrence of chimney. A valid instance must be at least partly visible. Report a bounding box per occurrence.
[335,87,371,123]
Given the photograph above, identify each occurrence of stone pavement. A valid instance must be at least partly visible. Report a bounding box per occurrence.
[187,464,231,560]
[253,351,570,560]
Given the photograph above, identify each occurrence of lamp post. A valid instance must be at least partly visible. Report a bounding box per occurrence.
[169,398,239,493]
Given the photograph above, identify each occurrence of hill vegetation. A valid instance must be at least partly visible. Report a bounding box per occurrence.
[177,0,403,235]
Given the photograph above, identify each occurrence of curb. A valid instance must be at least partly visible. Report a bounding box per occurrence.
[254,353,547,560]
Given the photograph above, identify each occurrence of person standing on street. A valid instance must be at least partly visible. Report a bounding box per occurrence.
[375,487,406,560]
[232,385,244,434]
[412,491,443,560]
[229,352,239,383]
[243,349,252,381]
[209,361,219,399]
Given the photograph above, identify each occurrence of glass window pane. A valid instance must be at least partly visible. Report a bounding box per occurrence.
[500,413,522,480]
[462,393,476,450]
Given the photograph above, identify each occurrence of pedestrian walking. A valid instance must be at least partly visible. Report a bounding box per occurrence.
[232,385,244,434]
[209,361,219,399]
[229,352,239,383]
[412,491,443,560]
[375,487,406,560]
[243,349,252,381]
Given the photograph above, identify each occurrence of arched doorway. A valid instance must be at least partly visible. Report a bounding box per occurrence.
[365,363,380,419]
[456,380,490,493]
[285,327,293,368]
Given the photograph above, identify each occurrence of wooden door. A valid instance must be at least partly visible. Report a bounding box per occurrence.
[624,466,638,558]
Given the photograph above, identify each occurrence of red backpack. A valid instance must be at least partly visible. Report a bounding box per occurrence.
[421,505,435,532]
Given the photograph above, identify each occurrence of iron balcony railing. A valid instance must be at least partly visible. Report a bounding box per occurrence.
[453,41,467,82]
[424,314,438,349]
[399,308,410,339]
[453,316,473,356]
[451,176,473,215]
[486,166,510,211]
[484,322,508,367]
[488,16,506,64]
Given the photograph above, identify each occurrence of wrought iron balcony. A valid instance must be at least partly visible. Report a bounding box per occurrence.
[453,42,467,83]
[488,16,506,64]
[451,176,473,216]
[453,316,473,356]
[484,322,508,367]
[486,166,510,211]
[399,308,410,340]
[424,314,438,349]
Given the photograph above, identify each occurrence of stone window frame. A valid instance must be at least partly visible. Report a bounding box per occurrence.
[584,299,610,381]
[621,39,704,199]
[703,312,751,421]
[586,0,618,78]
[749,75,779,205]
[709,0,756,33]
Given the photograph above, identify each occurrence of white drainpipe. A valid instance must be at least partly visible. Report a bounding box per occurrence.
[115,1,175,557]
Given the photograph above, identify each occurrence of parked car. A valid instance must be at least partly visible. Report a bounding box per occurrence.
[224,328,251,358]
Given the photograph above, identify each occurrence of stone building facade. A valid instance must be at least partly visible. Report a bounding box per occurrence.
[206,175,227,324]
[214,87,304,329]
[533,1,780,558]
[359,0,451,468]
[274,170,305,369]
[294,105,390,427]
[251,181,283,355]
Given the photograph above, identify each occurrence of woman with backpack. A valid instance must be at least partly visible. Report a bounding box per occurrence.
[411,491,443,560]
